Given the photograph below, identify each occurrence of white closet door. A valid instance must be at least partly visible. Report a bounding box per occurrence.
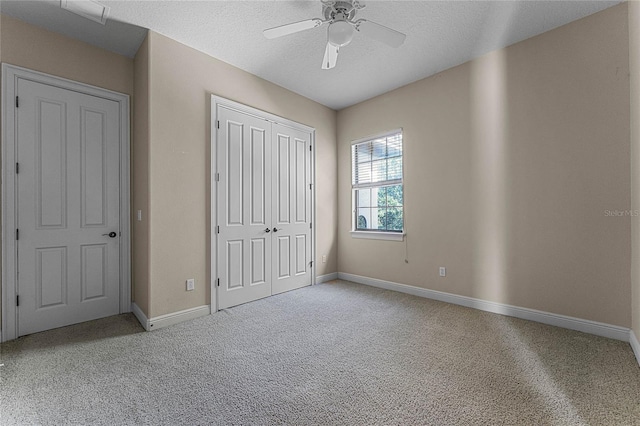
[271,123,312,295]
[217,106,273,309]
[17,78,121,336]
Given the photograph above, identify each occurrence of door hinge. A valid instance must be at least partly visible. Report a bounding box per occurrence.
[217,278,220,287]
[15,162,19,174]
[310,261,313,268]
[16,295,20,306]
[310,222,312,229]
[16,229,19,240]
[217,225,220,234]
[309,145,312,152]
[309,184,312,190]
[15,96,19,108]
[217,120,220,129]
[215,173,220,182]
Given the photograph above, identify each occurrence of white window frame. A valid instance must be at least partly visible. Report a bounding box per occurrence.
[350,128,405,242]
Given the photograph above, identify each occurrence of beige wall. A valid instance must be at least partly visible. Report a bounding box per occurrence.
[629,1,640,344]
[337,4,631,326]
[133,34,151,315]
[0,15,134,327]
[1,15,133,96]
[142,32,337,317]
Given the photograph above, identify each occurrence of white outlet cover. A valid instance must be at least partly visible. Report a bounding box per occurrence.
[186,278,195,291]
[439,267,446,277]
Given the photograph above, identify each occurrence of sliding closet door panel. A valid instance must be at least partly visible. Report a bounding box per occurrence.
[271,123,312,295]
[217,107,272,309]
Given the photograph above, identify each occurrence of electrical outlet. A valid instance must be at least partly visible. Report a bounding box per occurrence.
[439,267,446,277]
[186,278,195,291]
[137,210,142,221]
[322,254,327,263]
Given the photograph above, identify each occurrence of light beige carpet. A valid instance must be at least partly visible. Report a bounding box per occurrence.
[1,280,639,425]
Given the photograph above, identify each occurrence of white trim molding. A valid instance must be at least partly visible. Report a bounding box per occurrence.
[630,330,640,368]
[131,303,150,331]
[149,305,211,331]
[131,303,211,332]
[338,272,631,342]
[350,231,405,241]
[316,272,338,284]
[1,64,131,342]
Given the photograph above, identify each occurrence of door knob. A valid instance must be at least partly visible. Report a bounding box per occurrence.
[265,228,271,233]
[273,228,279,233]
[102,231,117,238]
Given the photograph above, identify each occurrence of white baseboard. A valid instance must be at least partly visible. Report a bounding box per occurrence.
[131,302,150,331]
[338,272,631,342]
[630,330,640,368]
[131,303,210,332]
[149,305,211,331]
[316,272,338,284]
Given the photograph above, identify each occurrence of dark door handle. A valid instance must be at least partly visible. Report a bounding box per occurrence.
[265,228,271,233]
[102,232,117,238]
[273,228,279,233]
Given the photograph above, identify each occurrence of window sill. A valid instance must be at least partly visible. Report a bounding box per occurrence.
[350,231,405,241]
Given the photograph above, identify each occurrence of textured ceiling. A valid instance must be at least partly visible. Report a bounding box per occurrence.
[0,0,147,57]
[0,0,622,110]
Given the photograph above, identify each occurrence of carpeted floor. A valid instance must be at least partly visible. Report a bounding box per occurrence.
[1,280,639,425]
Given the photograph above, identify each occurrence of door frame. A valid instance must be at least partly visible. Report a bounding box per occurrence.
[1,64,131,342]
[210,95,316,312]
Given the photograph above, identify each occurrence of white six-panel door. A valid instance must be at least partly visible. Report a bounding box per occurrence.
[216,104,312,309]
[16,78,121,336]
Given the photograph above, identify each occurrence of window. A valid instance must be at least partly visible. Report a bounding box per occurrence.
[351,130,403,240]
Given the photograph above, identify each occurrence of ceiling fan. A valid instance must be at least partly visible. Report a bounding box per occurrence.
[263,0,406,70]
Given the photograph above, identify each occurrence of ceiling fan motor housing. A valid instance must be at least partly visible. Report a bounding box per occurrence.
[323,1,360,21]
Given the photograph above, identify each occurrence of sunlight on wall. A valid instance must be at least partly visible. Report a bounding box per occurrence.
[471,50,508,303]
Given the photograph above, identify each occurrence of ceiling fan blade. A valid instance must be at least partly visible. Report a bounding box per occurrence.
[264,19,324,39]
[322,42,339,70]
[355,19,406,48]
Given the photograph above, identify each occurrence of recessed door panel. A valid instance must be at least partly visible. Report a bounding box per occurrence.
[227,121,244,226]
[81,108,107,227]
[36,247,67,308]
[295,235,307,276]
[37,99,67,229]
[227,240,244,290]
[251,128,266,225]
[277,236,291,279]
[81,244,107,301]
[295,138,307,224]
[250,238,266,285]
[277,134,290,224]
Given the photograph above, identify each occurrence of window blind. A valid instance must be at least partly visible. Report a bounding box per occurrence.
[352,132,403,189]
